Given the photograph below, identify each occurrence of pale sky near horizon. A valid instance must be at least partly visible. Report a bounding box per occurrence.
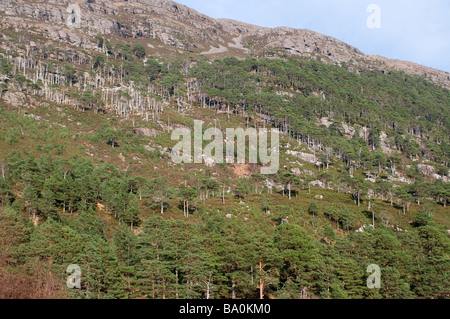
[176,0,450,73]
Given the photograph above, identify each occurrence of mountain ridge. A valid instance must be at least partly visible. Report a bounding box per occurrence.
[0,0,449,88]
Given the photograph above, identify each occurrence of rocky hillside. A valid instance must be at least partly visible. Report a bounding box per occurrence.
[0,0,449,88]
[0,0,449,301]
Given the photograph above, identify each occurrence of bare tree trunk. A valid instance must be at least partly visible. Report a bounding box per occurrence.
[288,182,291,200]
[372,211,375,229]
[259,259,263,300]
[230,281,236,299]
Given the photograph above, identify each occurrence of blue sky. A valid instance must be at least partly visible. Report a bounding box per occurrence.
[176,0,450,72]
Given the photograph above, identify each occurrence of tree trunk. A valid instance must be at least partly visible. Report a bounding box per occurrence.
[231,281,236,299]
[288,182,291,200]
[259,259,263,300]
[372,211,375,228]
[357,191,360,207]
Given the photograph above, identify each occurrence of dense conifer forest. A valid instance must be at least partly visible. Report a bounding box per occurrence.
[0,2,448,299]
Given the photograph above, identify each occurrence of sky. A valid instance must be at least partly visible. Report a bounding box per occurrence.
[176,0,450,73]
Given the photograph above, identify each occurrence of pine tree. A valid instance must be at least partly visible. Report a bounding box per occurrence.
[250,231,280,300]
[124,194,140,231]
[274,223,318,285]
[0,178,13,206]
[81,236,124,299]
[261,196,270,214]
[21,219,85,272]
[0,206,32,265]
[133,44,146,59]
[22,184,39,220]
[38,187,57,219]
[135,216,177,299]
[308,201,319,217]
[149,177,171,215]
[322,224,336,244]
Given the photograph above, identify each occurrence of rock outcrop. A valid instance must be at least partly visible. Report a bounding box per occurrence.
[0,0,448,88]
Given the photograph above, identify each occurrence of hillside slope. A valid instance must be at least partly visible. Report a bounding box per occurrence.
[0,0,449,300]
